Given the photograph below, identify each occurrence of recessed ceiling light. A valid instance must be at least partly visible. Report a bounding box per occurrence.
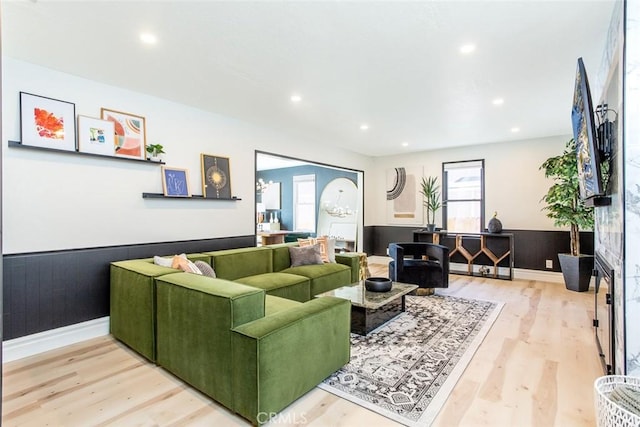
[140,32,157,45]
[492,98,504,106]
[401,141,409,147]
[460,44,476,54]
[511,127,520,133]
[290,94,302,103]
[360,124,369,131]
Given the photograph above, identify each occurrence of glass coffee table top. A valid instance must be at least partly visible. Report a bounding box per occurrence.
[317,280,418,310]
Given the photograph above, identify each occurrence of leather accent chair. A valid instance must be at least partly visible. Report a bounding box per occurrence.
[388,242,450,289]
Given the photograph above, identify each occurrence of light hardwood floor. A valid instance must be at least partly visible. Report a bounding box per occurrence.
[2,260,603,426]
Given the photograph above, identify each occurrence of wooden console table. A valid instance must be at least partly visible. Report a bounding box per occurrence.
[413,231,514,280]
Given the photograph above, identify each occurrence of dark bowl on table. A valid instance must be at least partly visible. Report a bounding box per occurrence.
[365,277,392,292]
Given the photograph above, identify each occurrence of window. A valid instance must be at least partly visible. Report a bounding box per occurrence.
[293,174,316,232]
[443,160,484,233]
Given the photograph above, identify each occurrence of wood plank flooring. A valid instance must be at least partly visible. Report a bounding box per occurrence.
[2,260,603,426]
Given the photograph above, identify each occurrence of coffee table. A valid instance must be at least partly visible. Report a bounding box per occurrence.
[317,281,418,335]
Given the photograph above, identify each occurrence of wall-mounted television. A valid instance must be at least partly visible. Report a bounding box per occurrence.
[571,57,605,201]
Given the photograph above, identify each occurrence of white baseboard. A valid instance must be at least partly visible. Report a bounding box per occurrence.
[3,316,110,363]
[513,268,564,283]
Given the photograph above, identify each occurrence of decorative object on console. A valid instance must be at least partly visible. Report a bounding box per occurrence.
[364,277,392,292]
[200,154,231,199]
[419,175,442,232]
[101,107,146,160]
[487,211,503,233]
[146,143,165,162]
[540,139,594,292]
[77,115,115,156]
[20,92,76,151]
[161,166,191,198]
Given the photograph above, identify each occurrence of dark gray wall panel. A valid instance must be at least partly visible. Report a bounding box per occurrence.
[363,226,594,273]
[3,235,254,340]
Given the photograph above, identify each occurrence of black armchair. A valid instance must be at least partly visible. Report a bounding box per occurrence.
[388,242,450,289]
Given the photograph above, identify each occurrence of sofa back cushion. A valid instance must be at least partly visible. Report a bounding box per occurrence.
[269,242,298,272]
[207,246,273,280]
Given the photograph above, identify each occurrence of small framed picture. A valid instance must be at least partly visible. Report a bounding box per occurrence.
[20,92,77,151]
[201,154,232,199]
[161,166,191,197]
[77,115,115,156]
[100,108,146,160]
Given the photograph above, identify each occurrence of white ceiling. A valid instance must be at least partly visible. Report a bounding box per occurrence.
[2,0,616,157]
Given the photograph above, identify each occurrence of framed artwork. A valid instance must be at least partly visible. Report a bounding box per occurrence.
[386,166,423,225]
[100,108,146,160]
[200,154,232,199]
[77,115,115,156]
[20,92,76,151]
[161,166,191,197]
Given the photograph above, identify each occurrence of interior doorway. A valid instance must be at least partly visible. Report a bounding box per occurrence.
[255,151,364,251]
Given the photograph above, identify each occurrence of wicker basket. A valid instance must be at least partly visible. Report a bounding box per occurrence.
[595,375,640,427]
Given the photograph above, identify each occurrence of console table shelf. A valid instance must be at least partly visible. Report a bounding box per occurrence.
[8,140,165,164]
[142,192,241,201]
[413,230,514,280]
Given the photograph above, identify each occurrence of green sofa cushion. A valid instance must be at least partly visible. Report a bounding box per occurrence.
[206,247,273,280]
[156,272,265,411]
[235,272,311,302]
[265,294,302,316]
[281,263,352,296]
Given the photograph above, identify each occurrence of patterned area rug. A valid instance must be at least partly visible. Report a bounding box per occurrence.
[318,294,503,426]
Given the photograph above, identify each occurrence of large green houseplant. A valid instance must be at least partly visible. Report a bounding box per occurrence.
[540,138,594,291]
[419,176,442,232]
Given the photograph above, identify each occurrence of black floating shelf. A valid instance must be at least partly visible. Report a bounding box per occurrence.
[142,193,241,201]
[8,140,165,164]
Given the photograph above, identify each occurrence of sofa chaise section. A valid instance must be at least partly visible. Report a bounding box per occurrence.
[155,272,350,425]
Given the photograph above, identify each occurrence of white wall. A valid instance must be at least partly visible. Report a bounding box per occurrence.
[370,135,569,230]
[2,57,374,254]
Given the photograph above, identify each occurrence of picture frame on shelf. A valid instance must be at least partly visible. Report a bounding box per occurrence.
[200,154,232,199]
[161,166,191,197]
[100,107,146,160]
[19,92,77,151]
[77,115,115,156]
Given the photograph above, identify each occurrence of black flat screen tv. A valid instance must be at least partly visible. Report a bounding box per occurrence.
[571,57,604,200]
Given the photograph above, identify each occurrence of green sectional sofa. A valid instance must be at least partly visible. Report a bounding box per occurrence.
[110,243,359,425]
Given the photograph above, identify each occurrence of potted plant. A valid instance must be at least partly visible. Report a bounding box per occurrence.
[146,143,165,162]
[540,139,594,292]
[419,176,442,232]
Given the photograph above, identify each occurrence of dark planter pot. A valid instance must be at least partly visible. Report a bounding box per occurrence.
[558,253,594,292]
[425,224,436,232]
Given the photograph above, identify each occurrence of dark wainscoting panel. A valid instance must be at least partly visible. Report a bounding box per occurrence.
[363,226,593,273]
[3,235,255,340]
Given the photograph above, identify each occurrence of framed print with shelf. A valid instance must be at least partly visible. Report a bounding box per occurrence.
[100,107,146,160]
[20,92,76,151]
[161,166,191,197]
[77,115,115,156]
[200,154,232,199]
